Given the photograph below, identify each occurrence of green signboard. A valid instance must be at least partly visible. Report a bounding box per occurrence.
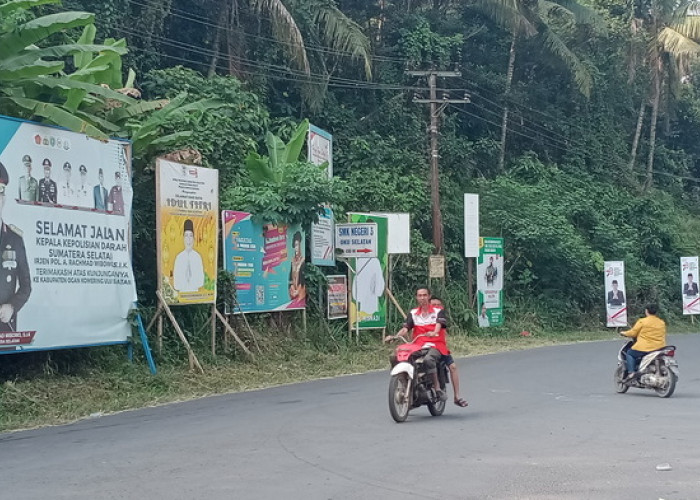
[477,237,504,327]
[348,213,388,329]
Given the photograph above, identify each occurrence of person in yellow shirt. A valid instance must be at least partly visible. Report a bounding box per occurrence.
[621,304,666,381]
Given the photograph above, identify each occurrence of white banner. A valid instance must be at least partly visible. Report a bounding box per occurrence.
[0,116,136,352]
[681,256,700,315]
[464,194,479,258]
[604,261,627,327]
[308,124,332,178]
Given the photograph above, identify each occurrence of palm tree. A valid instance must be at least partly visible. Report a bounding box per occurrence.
[476,0,604,171]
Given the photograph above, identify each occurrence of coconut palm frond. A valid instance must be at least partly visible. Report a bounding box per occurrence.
[541,25,592,96]
[550,0,607,32]
[657,26,700,60]
[668,15,700,42]
[251,0,311,74]
[312,0,372,79]
[474,0,538,37]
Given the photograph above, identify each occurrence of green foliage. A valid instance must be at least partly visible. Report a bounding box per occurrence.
[399,18,464,68]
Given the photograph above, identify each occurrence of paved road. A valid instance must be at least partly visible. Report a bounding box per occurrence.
[3,334,699,500]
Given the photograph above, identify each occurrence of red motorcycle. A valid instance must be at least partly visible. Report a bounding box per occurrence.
[387,334,448,423]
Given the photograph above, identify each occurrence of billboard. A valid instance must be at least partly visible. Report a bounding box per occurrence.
[311,206,335,266]
[681,256,700,315]
[156,160,219,305]
[348,213,387,329]
[0,115,136,352]
[604,261,627,327]
[464,194,479,258]
[327,275,348,320]
[477,237,504,327]
[222,210,306,313]
[308,124,332,178]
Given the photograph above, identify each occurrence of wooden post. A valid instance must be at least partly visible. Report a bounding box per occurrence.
[467,257,474,307]
[156,290,204,373]
[215,308,254,359]
[211,303,217,356]
[385,288,406,318]
[157,315,163,355]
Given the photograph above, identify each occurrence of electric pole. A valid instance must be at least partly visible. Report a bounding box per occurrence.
[407,70,468,255]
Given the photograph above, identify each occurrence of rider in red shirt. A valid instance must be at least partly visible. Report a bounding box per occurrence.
[385,287,447,402]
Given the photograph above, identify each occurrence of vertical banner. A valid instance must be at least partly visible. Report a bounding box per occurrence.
[327,275,348,320]
[348,213,388,329]
[311,206,335,266]
[308,124,333,178]
[464,194,480,258]
[477,237,504,327]
[604,261,627,327]
[222,211,306,313]
[156,160,219,305]
[0,115,136,352]
[681,256,700,315]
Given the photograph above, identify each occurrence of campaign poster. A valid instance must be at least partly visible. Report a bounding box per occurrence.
[477,237,504,327]
[156,160,219,305]
[222,211,306,313]
[604,261,627,327]
[327,275,348,320]
[311,206,335,266]
[0,115,136,352]
[308,124,332,178]
[348,213,387,329]
[681,256,700,315]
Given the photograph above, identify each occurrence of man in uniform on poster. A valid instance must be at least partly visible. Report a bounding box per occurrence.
[173,219,204,293]
[684,273,698,297]
[108,171,124,215]
[93,168,108,211]
[38,158,57,203]
[0,162,31,332]
[59,161,74,205]
[76,164,90,206]
[18,155,38,201]
[485,255,498,287]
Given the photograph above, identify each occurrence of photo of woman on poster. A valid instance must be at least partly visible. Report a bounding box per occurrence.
[288,231,306,305]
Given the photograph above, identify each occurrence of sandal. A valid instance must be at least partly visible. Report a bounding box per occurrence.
[454,398,469,407]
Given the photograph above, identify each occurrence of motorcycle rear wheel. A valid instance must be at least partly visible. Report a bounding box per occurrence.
[614,365,629,393]
[654,365,677,398]
[389,374,410,422]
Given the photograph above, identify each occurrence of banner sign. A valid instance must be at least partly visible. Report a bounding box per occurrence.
[374,212,410,254]
[335,222,377,259]
[311,206,335,266]
[681,256,700,315]
[477,237,504,327]
[464,194,480,258]
[327,275,348,320]
[0,115,136,352]
[604,261,627,327]
[308,124,332,178]
[156,160,218,305]
[348,213,387,329]
[222,210,306,313]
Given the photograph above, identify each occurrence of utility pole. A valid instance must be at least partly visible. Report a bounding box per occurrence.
[407,70,468,255]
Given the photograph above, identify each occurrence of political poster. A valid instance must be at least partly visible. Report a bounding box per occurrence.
[0,115,136,353]
[680,256,700,315]
[604,261,627,327]
[308,124,332,178]
[156,160,219,305]
[222,210,306,313]
[311,206,335,266]
[327,275,348,320]
[348,213,387,329]
[477,237,504,327]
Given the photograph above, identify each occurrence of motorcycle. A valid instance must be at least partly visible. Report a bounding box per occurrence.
[387,334,449,423]
[614,340,679,398]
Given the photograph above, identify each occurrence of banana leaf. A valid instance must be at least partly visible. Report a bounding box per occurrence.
[284,118,309,164]
[74,24,97,70]
[0,0,58,16]
[5,96,107,139]
[0,59,64,80]
[0,12,95,59]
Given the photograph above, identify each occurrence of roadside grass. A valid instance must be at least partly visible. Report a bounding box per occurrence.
[0,326,693,433]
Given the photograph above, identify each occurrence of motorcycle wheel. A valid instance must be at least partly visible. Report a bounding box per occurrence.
[389,374,410,422]
[654,365,677,398]
[614,365,629,394]
[428,397,446,417]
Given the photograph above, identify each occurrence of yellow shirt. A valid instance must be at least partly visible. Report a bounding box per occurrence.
[623,315,666,352]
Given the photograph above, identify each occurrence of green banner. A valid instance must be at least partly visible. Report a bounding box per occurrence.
[477,237,504,327]
[348,213,388,329]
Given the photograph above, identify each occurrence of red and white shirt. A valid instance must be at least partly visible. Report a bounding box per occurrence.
[403,305,449,355]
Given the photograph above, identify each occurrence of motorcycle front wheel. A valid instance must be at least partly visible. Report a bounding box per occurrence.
[614,365,629,393]
[389,374,410,422]
[428,397,446,416]
[654,365,677,398]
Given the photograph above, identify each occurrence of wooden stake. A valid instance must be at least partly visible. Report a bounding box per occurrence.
[157,315,163,355]
[385,288,406,318]
[156,290,204,373]
[211,304,217,356]
[215,308,254,359]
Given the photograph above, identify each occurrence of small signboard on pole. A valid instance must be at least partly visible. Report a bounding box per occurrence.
[429,255,445,279]
[335,223,378,259]
[327,275,348,319]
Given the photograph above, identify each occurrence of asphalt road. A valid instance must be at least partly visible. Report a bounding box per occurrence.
[2,334,699,500]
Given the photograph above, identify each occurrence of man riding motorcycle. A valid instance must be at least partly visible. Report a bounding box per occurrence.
[621,303,666,382]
